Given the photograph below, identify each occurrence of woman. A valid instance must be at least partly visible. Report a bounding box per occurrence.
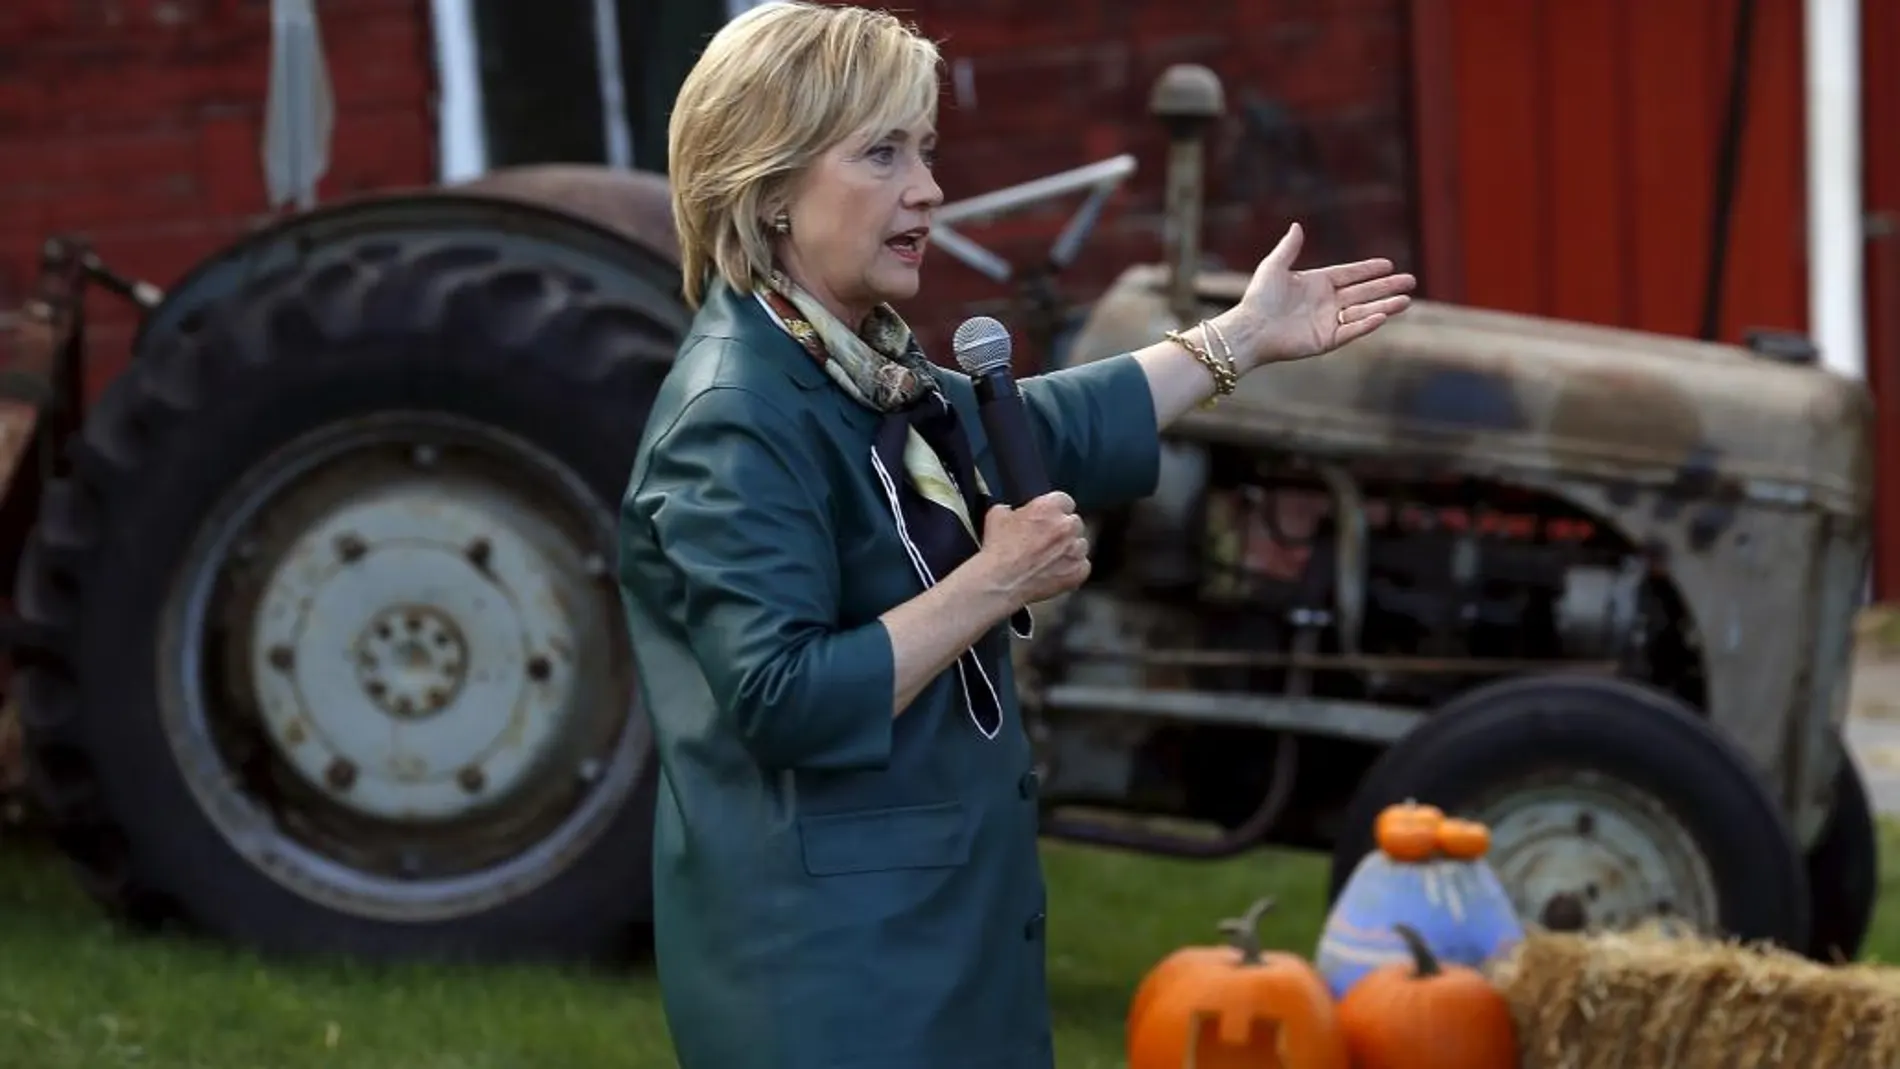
[616,4,1415,1067]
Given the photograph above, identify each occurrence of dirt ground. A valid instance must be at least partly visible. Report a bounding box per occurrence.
[1843,605,1900,815]
[1849,650,1900,816]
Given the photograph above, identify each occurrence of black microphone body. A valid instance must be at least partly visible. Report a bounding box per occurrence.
[968,366,1052,505]
[951,316,1052,506]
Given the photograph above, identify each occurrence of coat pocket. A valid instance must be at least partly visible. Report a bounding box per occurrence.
[797,800,972,876]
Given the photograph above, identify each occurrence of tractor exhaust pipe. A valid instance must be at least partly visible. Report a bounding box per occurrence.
[1149,64,1225,327]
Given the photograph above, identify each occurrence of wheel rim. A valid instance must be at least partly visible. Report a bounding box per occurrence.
[157,411,647,924]
[1466,769,1721,935]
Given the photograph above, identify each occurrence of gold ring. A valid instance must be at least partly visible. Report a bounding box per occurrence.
[1336,309,1348,326]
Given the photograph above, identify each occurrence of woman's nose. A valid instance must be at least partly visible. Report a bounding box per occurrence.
[907,165,944,210]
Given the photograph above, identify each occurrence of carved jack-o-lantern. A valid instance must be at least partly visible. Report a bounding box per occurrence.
[1127,898,1351,1069]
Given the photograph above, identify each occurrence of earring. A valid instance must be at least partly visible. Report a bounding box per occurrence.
[772,211,792,235]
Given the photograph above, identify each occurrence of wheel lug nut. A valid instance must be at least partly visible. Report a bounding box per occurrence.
[325,759,357,791]
[335,533,367,562]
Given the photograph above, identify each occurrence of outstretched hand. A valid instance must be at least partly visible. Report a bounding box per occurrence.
[1226,222,1417,366]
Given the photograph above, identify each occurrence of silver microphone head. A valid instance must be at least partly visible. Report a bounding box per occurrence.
[951,316,1013,375]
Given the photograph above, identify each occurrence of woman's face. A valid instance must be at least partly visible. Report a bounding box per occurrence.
[775,118,942,329]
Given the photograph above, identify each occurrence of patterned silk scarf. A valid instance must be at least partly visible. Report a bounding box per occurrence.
[756,272,1030,740]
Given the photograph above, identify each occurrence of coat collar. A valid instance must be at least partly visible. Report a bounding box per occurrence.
[688,278,828,391]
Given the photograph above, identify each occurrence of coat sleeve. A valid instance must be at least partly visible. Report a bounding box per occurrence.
[623,384,895,773]
[1018,352,1163,510]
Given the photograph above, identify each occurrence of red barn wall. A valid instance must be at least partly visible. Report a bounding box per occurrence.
[0,0,1417,393]
[0,0,438,398]
[1865,0,1900,599]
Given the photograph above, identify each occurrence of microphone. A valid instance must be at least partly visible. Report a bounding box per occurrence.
[952,316,1051,506]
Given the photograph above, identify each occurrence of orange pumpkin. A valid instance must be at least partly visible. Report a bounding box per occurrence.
[1126,941,1238,1055]
[1374,800,1444,862]
[1434,817,1492,860]
[1336,923,1519,1069]
[1127,898,1350,1069]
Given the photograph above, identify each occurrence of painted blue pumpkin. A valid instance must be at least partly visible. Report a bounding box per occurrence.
[1314,813,1525,1000]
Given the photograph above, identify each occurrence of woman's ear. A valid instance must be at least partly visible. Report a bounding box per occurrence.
[761,175,802,236]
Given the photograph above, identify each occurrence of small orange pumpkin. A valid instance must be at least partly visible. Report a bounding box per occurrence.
[1336,923,1519,1069]
[1374,800,1444,862]
[1127,898,1350,1069]
[1434,817,1492,861]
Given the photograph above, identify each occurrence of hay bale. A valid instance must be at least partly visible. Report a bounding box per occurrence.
[1487,927,1900,1069]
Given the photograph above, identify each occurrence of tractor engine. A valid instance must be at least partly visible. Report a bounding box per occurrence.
[1028,440,1705,845]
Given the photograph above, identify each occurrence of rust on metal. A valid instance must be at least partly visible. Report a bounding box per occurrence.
[0,697,21,797]
[1067,264,1872,519]
[0,406,41,511]
[454,164,680,264]
[0,237,94,510]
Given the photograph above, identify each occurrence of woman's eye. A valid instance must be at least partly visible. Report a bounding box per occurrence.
[869,144,897,165]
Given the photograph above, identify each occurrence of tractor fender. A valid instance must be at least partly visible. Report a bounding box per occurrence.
[137,164,685,352]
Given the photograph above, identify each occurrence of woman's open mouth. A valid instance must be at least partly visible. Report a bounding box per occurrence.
[885,227,929,264]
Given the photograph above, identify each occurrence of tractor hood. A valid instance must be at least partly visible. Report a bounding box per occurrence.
[1064,266,1875,519]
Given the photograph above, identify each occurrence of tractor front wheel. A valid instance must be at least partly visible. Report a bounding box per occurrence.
[1329,674,1813,952]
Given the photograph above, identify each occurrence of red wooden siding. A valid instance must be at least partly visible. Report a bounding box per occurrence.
[1409,0,1809,344]
[1863,0,1900,598]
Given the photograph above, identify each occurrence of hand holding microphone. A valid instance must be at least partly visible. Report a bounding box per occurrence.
[951,316,1091,607]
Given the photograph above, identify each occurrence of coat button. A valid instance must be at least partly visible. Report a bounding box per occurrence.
[1023,911,1046,941]
[1018,768,1040,799]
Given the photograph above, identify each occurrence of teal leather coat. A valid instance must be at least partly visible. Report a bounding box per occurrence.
[616,281,1161,1069]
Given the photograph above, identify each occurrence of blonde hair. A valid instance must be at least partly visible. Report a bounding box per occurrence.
[667,2,944,307]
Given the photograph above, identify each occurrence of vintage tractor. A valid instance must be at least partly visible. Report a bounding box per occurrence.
[0,59,1876,969]
[1037,68,1878,963]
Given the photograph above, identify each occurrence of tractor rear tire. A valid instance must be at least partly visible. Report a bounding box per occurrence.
[12,232,684,964]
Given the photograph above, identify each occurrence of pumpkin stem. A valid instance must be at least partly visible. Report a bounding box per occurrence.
[1393,923,1442,978]
[1216,897,1276,965]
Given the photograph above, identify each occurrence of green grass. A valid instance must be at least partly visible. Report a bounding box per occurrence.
[0,836,1329,1069]
[5,822,1900,1068]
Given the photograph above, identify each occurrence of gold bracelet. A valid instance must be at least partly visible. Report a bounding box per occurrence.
[1200,320,1242,409]
[1163,323,1238,398]
[1203,318,1240,380]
